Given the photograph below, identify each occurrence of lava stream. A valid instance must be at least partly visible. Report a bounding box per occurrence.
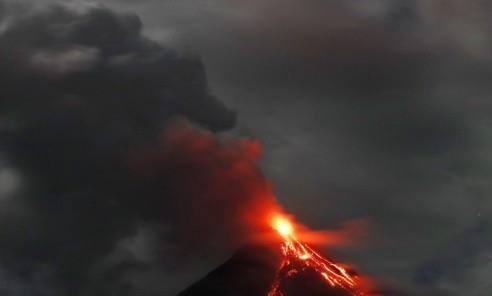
[267,215,365,296]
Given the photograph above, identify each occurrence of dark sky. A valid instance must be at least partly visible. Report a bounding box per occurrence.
[1,0,491,295]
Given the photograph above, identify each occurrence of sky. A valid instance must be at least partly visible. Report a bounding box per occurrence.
[0,0,491,295]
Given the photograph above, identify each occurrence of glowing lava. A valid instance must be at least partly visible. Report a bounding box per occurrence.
[273,216,294,239]
[267,215,365,296]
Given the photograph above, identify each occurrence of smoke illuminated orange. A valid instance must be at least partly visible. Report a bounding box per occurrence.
[268,214,366,296]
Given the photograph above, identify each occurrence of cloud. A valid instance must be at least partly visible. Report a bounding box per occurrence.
[0,1,235,132]
[2,0,492,295]
[92,0,491,294]
[125,123,278,251]
[0,2,272,295]
[29,46,100,74]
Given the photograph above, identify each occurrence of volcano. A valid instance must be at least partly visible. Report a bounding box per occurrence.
[178,244,279,296]
[178,244,356,296]
[179,214,370,296]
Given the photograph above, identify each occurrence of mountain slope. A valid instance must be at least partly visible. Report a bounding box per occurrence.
[178,244,355,296]
[178,245,279,296]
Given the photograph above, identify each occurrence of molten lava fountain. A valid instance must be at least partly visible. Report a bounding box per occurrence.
[267,215,366,296]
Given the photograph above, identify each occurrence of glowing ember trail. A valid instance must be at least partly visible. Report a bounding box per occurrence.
[267,215,366,296]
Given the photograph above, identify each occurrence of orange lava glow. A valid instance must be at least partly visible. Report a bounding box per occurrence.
[268,214,366,296]
[272,215,294,239]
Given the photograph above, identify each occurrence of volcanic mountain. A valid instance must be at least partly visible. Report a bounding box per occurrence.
[178,244,358,296]
[179,215,370,296]
[178,244,280,296]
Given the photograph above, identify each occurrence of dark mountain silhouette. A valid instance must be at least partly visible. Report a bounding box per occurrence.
[178,244,354,296]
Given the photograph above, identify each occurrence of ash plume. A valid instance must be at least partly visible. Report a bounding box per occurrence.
[0,2,276,295]
[126,123,278,251]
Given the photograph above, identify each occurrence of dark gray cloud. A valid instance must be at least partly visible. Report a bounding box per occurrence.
[85,0,492,295]
[2,0,492,295]
[0,2,277,295]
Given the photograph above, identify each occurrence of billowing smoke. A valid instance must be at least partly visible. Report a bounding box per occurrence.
[0,2,275,295]
[126,123,278,250]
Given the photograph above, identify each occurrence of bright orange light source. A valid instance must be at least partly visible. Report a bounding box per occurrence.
[272,215,294,239]
[268,213,367,296]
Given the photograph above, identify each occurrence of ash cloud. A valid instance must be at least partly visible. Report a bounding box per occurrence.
[2,0,492,295]
[89,0,492,294]
[125,124,278,251]
[0,2,268,295]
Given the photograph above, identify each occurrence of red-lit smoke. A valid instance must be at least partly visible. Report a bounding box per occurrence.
[127,122,280,250]
[128,122,375,295]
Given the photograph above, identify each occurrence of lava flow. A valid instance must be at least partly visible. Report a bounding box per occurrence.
[267,215,366,296]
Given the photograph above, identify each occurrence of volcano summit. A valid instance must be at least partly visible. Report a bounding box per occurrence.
[179,215,372,296]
